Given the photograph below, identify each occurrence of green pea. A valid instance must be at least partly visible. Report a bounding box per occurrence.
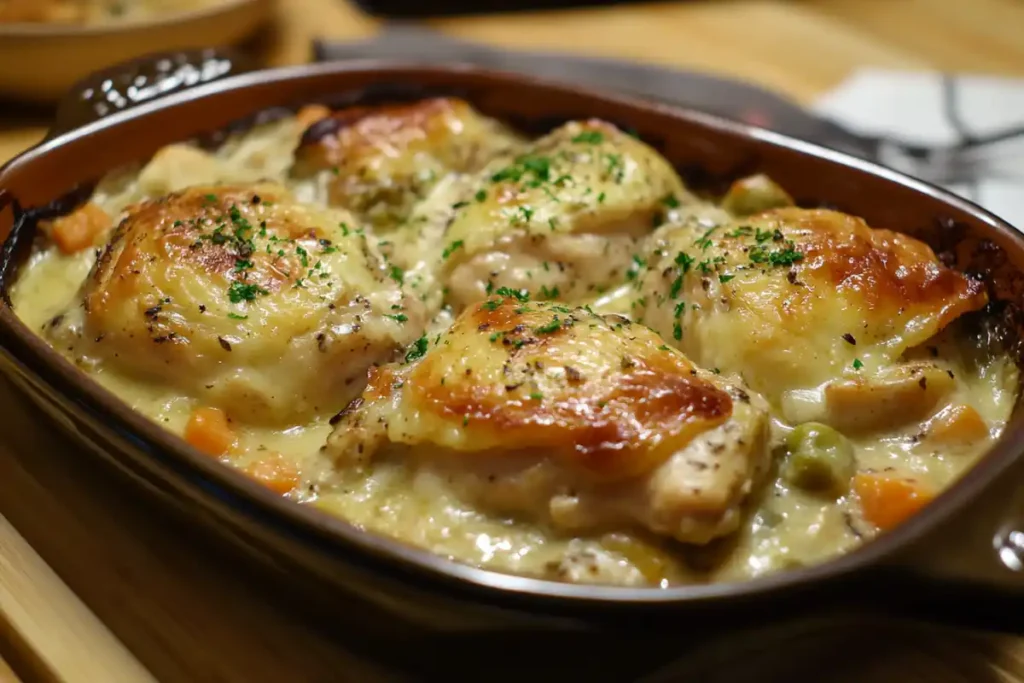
[783,422,855,496]
[722,174,794,216]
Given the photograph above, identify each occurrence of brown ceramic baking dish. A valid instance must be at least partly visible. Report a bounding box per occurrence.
[0,49,1022,672]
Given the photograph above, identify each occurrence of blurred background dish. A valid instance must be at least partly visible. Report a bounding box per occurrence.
[0,0,272,102]
[0,0,226,25]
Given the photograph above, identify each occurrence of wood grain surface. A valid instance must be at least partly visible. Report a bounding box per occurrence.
[1,0,1023,681]
[0,656,21,683]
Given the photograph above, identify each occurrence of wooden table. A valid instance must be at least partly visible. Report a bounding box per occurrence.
[1,0,1024,680]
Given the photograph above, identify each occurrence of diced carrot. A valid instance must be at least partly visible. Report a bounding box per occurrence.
[184,407,236,457]
[242,453,301,496]
[853,473,936,531]
[49,202,110,254]
[296,104,331,128]
[925,404,989,445]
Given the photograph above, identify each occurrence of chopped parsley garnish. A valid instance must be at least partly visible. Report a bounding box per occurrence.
[726,226,752,238]
[389,265,405,285]
[539,285,560,300]
[571,130,604,144]
[452,201,470,210]
[234,259,253,273]
[491,155,551,185]
[548,217,559,231]
[529,392,544,400]
[296,246,309,267]
[405,336,429,363]
[517,206,535,223]
[227,281,267,303]
[227,312,248,320]
[603,153,624,180]
[852,358,864,370]
[695,227,717,251]
[387,313,408,323]
[491,166,522,183]
[482,298,503,311]
[754,227,774,243]
[674,301,686,317]
[769,245,803,266]
[442,240,465,260]
[535,316,562,334]
[475,189,487,202]
[521,156,551,181]
[661,194,680,209]
[204,193,217,202]
[669,276,684,299]
[673,322,682,340]
[675,251,694,273]
[495,287,529,302]
[626,254,646,281]
[719,274,735,283]
[749,240,803,267]
[597,191,606,204]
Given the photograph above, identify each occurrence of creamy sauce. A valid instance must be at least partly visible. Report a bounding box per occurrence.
[10,111,1018,587]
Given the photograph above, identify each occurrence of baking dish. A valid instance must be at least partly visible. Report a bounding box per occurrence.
[0,49,1022,652]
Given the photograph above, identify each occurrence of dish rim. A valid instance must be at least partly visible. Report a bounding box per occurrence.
[2,59,1022,608]
[0,0,261,37]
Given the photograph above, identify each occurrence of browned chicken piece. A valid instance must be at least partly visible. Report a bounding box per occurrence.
[46,183,428,425]
[291,97,523,228]
[323,298,770,544]
[437,119,692,311]
[636,206,988,430]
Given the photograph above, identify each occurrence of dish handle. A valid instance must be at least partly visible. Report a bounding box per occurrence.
[47,47,255,139]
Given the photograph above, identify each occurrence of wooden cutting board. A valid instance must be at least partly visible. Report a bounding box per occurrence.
[2,0,1024,680]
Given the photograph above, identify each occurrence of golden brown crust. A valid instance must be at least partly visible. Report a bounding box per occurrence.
[769,208,987,327]
[54,182,427,424]
[292,98,522,225]
[88,184,324,319]
[637,207,990,404]
[295,98,469,171]
[325,298,768,544]
[404,300,732,480]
